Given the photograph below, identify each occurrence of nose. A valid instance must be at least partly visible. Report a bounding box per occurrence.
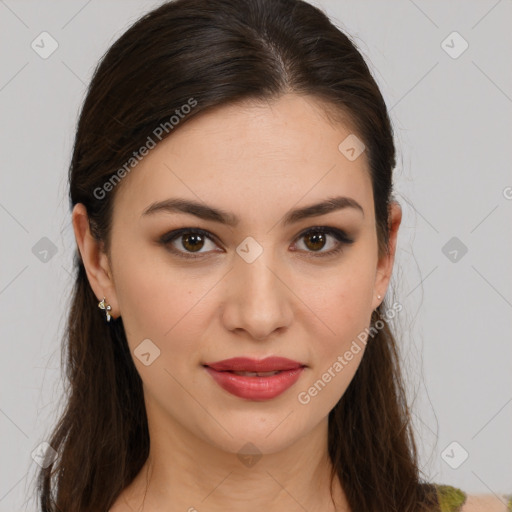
[220,251,293,341]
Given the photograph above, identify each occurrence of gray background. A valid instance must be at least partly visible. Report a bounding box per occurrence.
[1,0,511,510]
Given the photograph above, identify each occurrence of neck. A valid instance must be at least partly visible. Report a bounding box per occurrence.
[118,400,350,512]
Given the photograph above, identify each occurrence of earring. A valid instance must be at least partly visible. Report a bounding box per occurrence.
[98,297,112,322]
[377,295,382,300]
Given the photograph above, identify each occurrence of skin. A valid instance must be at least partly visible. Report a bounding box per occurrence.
[72,93,402,512]
[461,495,510,512]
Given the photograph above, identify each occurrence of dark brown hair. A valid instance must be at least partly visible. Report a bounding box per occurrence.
[38,0,440,510]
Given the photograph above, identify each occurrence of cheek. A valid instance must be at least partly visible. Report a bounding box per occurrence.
[111,238,203,350]
[295,247,376,399]
[306,254,376,341]
[305,282,372,386]
[112,252,213,408]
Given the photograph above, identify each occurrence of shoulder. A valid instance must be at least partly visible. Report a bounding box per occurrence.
[460,494,511,512]
[434,484,512,512]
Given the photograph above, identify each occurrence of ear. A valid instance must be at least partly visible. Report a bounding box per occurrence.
[372,200,402,310]
[71,203,119,319]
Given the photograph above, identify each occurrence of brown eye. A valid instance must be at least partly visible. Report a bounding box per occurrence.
[303,231,328,251]
[160,228,220,258]
[160,226,353,260]
[293,227,354,257]
[181,232,206,252]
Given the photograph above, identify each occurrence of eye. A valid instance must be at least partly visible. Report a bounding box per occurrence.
[159,226,353,260]
[160,228,220,259]
[292,226,353,257]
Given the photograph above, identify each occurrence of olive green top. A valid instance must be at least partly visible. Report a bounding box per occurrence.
[435,484,512,511]
[436,485,466,511]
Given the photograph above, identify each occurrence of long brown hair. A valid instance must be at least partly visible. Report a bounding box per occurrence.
[38,0,439,510]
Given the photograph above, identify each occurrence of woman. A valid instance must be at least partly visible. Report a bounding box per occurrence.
[37,0,510,510]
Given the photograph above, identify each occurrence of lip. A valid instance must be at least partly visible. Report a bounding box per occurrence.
[203,357,306,401]
[203,356,305,372]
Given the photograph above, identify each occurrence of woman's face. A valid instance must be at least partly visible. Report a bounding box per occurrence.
[77,93,399,455]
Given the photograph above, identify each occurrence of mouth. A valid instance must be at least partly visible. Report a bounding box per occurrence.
[202,357,306,401]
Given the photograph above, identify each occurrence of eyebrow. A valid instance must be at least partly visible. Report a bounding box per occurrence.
[141,195,364,226]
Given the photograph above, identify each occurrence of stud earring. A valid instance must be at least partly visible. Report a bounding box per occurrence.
[377,295,382,300]
[98,297,112,322]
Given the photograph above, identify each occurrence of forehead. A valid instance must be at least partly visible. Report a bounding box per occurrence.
[112,93,374,226]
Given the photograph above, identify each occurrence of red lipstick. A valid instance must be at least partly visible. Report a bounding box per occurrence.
[203,357,306,401]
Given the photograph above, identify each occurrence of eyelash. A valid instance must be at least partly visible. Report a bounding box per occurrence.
[159,226,354,260]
